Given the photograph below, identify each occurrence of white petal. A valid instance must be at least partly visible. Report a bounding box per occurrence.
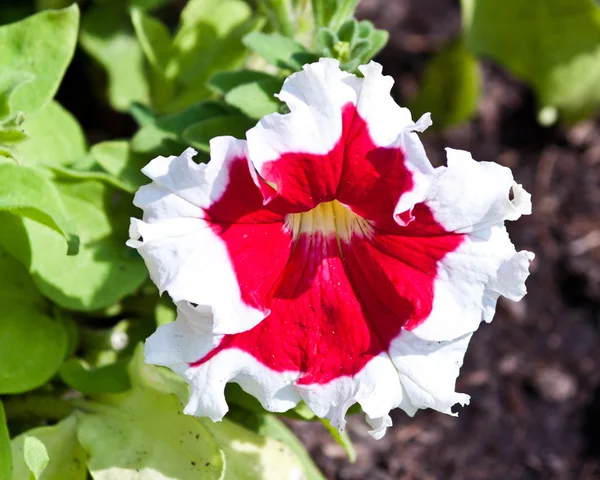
[129,141,268,335]
[390,330,471,414]
[247,58,357,168]
[427,148,532,233]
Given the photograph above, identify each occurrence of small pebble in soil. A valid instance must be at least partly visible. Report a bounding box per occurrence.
[532,366,578,402]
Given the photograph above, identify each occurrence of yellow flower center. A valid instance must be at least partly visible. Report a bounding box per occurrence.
[286,200,371,242]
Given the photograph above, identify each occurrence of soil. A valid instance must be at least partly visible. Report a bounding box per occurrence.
[287,1,600,479]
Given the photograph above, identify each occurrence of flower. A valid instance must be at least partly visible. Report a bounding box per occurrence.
[128,59,533,439]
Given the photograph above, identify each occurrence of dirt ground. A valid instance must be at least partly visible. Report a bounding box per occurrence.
[287,1,600,479]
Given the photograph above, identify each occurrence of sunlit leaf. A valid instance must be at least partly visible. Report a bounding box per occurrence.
[224,78,282,118]
[19,101,87,168]
[243,32,318,70]
[131,8,174,108]
[0,244,68,394]
[11,417,87,480]
[0,180,147,311]
[90,140,148,193]
[163,0,262,112]
[76,348,225,479]
[0,5,79,114]
[228,409,325,480]
[0,162,79,254]
[80,4,150,112]
[0,71,34,120]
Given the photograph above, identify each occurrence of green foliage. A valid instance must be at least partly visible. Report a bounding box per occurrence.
[0,401,11,480]
[312,0,359,30]
[243,32,318,71]
[409,40,481,129]
[183,114,257,152]
[0,245,68,394]
[11,417,87,480]
[316,19,388,72]
[59,359,131,394]
[131,0,263,113]
[90,141,148,193]
[18,101,87,168]
[0,5,79,115]
[73,347,318,479]
[462,0,600,122]
[0,162,79,254]
[80,3,150,113]
[0,181,147,311]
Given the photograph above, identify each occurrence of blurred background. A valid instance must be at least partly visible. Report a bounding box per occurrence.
[2,0,600,478]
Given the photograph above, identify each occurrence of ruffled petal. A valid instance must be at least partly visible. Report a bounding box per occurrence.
[247,59,358,210]
[132,60,534,441]
[410,149,534,341]
[128,140,292,335]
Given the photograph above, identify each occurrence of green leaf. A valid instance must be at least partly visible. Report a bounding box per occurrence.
[76,348,225,479]
[0,401,11,480]
[0,246,68,394]
[203,414,308,480]
[315,28,337,56]
[163,0,262,112]
[357,22,388,63]
[11,417,87,480]
[0,162,79,254]
[90,140,148,193]
[0,71,34,120]
[80,5,150,112]
[130,8,174,108]
[183,114,256,152]
[0,304,68,394]
[49,163,136,194]
[59,359,131,394]
[24,437,49,479]
[19,101,87,168]
[337,19,357,44]
[131,101,232,156]
[0,180,147,311]
[129,102,156,127]
[225,78,282,118]
[243,32,318,70]
[409,40,481,129]
[228,410,325,480]
[0,113,29,162]
[0,5,79,114]
[463,0,600,121]
[208,70,279,95]
[319,418,356,463]
[130,9,171,72]
[312,0,359,30]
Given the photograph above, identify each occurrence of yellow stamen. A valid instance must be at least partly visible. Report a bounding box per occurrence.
[286,200,371,242]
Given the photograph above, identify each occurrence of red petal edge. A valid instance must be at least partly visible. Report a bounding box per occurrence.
[192,104,465,385]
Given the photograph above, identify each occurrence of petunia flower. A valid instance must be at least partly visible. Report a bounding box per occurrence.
[128,59,533,439]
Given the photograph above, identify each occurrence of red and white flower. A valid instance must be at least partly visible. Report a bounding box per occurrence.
[128,59,533,439]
